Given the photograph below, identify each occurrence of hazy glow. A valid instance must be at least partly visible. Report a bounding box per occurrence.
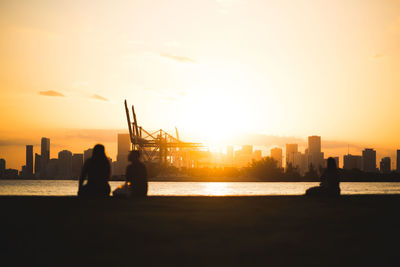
[1,0,400,168]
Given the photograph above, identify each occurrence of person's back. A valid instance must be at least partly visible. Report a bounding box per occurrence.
[126,161,148,197]
[126,151,148,197]
[306,157,340,197]
[78,144,111,197]
[84,158,110,186]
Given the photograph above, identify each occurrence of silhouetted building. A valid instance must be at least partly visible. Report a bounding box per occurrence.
[362,148,377,172]
[293,152,308,175]
[242,145,253,155]
[34,153,41,176]
[58,150,72,178]
[307,136,324,170]
[72,153,83,178]
[343,154,362,170]
[46,159,59,178]
[380,157,391,174]
[25,145,33,177]
[4,169,18,179]
[270,147,283,168]
[0,158,5,178]
[235,145,254,167]
[83,148,93,163]
[397,150,400,172]
[40,137,50,178]
[116,133,131,175]
[286,144,298,167]
[226,145,234,164]
[252,150,262,161]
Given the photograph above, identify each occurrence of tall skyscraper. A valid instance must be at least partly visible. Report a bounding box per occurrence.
[307,136,324,169]
[380,157,391,174]
[58,150,72,178]
[362,148,376,172]
[286,144,298,167]
[116,134,131,175]
[26,145,33,176]
[308,136,321,155]
[40,137,50,177]
[343,154,362,170]
[118,133,131,156]
[0,158,5,178]
[270,147,283,168]
[397,150,400,172]
[41,137,50,162]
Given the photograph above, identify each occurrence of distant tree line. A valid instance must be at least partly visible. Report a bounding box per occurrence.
[150,157,400,182]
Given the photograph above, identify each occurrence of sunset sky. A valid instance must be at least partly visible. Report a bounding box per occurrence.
[1,0,400,169]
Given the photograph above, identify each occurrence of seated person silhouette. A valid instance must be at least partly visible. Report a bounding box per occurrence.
[78,144,111,197]
[113,150,148,198]
[305,157,340,197]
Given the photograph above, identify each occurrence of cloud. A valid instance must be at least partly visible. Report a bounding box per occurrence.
[160,53,196,63]
[61,129,120,143]
[39,90,65,97]
[91,94,108,101]
[0,138,39,147]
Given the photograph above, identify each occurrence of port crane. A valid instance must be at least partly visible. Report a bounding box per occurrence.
[124,100,203,165]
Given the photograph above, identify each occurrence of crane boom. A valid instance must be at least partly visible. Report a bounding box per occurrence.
[124,100,134,147]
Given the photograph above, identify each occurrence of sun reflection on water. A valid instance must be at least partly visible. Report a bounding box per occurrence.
[202,182,231,196]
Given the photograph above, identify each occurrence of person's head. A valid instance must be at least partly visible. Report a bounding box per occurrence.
[92,144,107,160]
[128,150,140,162]
[327,157,337,171]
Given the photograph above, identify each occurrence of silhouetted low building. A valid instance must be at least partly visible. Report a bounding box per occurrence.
[72,154,83,179]
[46,159,59,179]
[0,158,5,178]
[4,169,18,179]
[343,154,362,170]
[397,150,400,173]
[380,157,391,174]
[83,148,93,163]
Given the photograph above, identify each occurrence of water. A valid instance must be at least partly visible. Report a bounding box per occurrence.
[0,180,400,196]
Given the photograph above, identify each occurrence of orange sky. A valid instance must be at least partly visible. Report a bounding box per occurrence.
[1,0,400,169]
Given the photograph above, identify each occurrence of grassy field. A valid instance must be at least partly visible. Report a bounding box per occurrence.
[1,195,399,266]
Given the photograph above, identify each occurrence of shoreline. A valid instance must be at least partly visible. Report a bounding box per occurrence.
[2,177,400,182]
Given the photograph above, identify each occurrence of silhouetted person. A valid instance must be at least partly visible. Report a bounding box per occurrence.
[305,157,340,197]
[113,150,148,198]
[78,144,111,197]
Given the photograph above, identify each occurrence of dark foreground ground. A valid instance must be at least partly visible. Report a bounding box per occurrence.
[1,195,400,266]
